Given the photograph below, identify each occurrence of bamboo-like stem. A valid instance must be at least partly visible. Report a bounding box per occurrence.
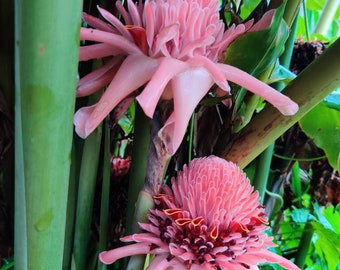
[97,122,111,270]
[253,13,299,202]
[253,144,275,203]
[219,37,340,169]
[14,0,82,269]
[295,222,314,268]
[282,0,303,28]
[314,0,340,36]
[73,123,102,270]
[125,104,151,236]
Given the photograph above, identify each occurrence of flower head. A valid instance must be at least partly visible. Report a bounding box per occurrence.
[75,0,298,154]
[99,156,300,270]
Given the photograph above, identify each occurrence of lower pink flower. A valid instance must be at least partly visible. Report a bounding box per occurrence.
[99,156,300,270]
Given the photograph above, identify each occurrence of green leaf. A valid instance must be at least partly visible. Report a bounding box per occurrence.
[299,102,340,170]
[322,205,340,234]
[225,2,289,78]
[312,221,340,270]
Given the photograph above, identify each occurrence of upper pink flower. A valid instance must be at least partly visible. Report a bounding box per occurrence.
[99,156,300,269]
[75,0,299,154]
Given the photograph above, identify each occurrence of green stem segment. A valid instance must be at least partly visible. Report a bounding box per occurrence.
[14,0,82,269]
[314,0,340,36]
[73,123,102,270]
[125,104,151,236]
[295,222,314,268]
[220,37,340,169]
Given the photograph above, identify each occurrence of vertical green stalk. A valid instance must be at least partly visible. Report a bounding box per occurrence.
[295,222,314,268]
[73,123,102,270]
[125,104,151,235]
[314,0,340,36]
[253,144,274,203]
[97,122,111,270]
[15,1,82,269]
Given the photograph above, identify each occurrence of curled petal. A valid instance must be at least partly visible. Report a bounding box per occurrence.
[74,55,158,138]
[79,43,120,61]
[136,57,191,118]
[77,57,123,97]
[74,105,96,138]
[217,63,299,115]
[99,243,151,264]
[159,68,214,154]
[82,12,116,33]
[97,6,134,41]
[80,28,142,55]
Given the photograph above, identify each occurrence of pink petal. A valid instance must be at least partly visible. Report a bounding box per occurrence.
[77,57,123,97]
[188,55,229,90]
[159,68,214,154]
[127,0,143,26]
[217,63,299,115]
[99,243,151,264]
[148,255,187,270]
[97,6,134,41]
[249,10,275,32]
[136,57,191,118]
[256,249,300,270]
[79,43,120,61]
[82,12,116,33]
[80,28,142,55]
[74,55,158,138]
[74,105,96,138]
[151,24,180,57]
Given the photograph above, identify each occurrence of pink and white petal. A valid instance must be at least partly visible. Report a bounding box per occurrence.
[82,12,116,33]
[217,63,299,115]
[79,43,119,61]
[159,68,214,155]
[136,57,191,118]
[74,55,158,138]
[77,68,117,97]
[127,0,143,26]
[80,28,142,55]
[97,6,134,41]
[151,24,180,58]
[254,249,300,270]
[116,1,133,25]
[74,105,97,138]
[188,55,229,90]
[77,57,123,97]
[99,243,151,264]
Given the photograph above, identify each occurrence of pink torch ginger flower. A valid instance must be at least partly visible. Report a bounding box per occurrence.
[75,0,299,155]
[99,156,300,269]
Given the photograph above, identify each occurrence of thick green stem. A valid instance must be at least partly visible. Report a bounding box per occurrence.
[97,122,111,270]
[73,122,102,270]
[253,144,275,203]
[314,0,340,36]
[125,104,151,236]
[219,37,340,169]
[14,0,82,269]
[295,222,314,268]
